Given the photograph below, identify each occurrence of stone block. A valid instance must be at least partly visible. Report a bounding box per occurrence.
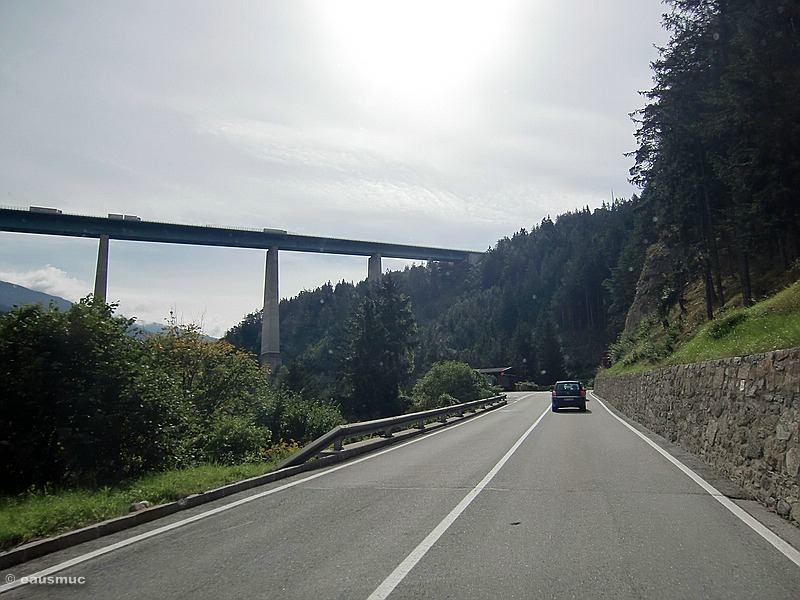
[790,502,800,523]
[786,446,800,478]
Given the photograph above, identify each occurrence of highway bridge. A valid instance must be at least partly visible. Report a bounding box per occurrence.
[2,391,799,599]
[0,206,483,370]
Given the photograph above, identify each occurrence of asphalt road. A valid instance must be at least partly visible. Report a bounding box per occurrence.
[3,391,800,599]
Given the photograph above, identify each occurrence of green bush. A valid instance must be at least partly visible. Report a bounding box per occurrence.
[516,381,540,391]
[706,310,749,340]
[0,298,171,493]
[411,361,493,410]
[259,388,345,443]
[199,414,271,465]
[0,300,337,493]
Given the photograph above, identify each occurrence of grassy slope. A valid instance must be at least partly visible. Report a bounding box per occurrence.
[0,443,298,552]
[602,279,800,376]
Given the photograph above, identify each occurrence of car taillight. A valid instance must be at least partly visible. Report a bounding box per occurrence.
[551,389,556,398]
[581,388,586,398]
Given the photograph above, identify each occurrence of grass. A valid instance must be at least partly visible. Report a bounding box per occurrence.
[0,442,299,552]
[602,280,800,375]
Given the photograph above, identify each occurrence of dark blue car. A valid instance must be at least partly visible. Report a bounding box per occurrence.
[551,380,587,412]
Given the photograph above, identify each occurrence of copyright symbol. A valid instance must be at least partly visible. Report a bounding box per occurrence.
[5,574,15,584]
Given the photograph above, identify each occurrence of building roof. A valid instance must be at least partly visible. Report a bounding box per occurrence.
[475,367,514,375]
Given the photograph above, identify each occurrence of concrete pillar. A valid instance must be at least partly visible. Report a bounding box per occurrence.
[368,253,382,284]
[260,247,281,373]
[93,235,109,303]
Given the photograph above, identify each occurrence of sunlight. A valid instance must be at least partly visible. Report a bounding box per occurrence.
[315,0,521,117]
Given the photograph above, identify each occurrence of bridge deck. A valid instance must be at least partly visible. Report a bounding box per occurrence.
[0,208,480,262]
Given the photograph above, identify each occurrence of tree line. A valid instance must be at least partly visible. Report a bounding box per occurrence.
[226,199,640,399]
[630,0,800,318]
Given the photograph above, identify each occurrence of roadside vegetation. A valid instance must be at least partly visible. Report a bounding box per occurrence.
[666,281,800,366]
[0,298,342,550]
[0,291,495,551]
[0,448,299,551]
[603,279,800,376]
[409,360,496,411]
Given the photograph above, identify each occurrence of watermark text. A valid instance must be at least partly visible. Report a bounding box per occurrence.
[5,573,86,586]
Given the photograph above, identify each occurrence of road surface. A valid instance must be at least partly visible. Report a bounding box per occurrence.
[3,391,800,599]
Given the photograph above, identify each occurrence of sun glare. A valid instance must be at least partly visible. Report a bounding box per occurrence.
[315,0,519,115]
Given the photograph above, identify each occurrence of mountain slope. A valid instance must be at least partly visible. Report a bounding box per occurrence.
[0,281,73,313]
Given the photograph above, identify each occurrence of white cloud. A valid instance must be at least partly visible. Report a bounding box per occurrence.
[0,266,89,302]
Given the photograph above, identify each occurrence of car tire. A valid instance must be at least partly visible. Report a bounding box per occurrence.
[551,404,559,412]
[580,401,587,412]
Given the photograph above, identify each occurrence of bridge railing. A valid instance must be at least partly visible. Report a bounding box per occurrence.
[275,394,507,470]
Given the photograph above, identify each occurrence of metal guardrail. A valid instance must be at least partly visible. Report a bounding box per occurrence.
[275,394,508,470]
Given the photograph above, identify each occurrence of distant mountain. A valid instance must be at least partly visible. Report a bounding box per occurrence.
[0,281,73,313]
[0,281,215,340]
[126,320,218,341]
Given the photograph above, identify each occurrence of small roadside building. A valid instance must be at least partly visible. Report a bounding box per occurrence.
[476,367,516,391]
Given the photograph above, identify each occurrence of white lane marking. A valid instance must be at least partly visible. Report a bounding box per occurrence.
[590,391,800,569]
[367,404,550,600]
[0,395,533,594]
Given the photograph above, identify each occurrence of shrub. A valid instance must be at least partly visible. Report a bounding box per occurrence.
[706,310,749,340]
[516,381,540,391]
[0,299,346,493]
[143,319,278,466]
[259,389,345,443]
[411,361,493,410]
[0,298,167,492]
[199,414,271,465]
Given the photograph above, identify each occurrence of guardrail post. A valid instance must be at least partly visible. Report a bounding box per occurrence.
[333,438,343,451]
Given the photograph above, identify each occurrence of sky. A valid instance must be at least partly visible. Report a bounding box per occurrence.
[0,0,669,338]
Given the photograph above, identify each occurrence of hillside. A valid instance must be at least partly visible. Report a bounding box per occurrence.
[606,271,800,375]
[225,199,641,398]
[0,281,192,339]
[225,188,797,404]
[0,281,72,313]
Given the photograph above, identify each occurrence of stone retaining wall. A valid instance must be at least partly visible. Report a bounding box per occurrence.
[594,347,800,523]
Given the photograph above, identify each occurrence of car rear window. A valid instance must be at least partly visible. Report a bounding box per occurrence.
[556,382,580,394]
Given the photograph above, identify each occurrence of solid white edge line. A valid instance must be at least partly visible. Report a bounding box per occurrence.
[590,391,800,569]
[367,403,551,600]
[0,394,528,595]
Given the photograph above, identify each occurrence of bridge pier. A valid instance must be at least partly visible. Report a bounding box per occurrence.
[260,247,281,373]
[93,235,109,303]
[368,252,382,284]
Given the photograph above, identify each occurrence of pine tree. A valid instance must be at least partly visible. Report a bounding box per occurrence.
[338,276,417,420]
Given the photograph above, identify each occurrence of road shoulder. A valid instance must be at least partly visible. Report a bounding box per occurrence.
[590,389,800,555]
